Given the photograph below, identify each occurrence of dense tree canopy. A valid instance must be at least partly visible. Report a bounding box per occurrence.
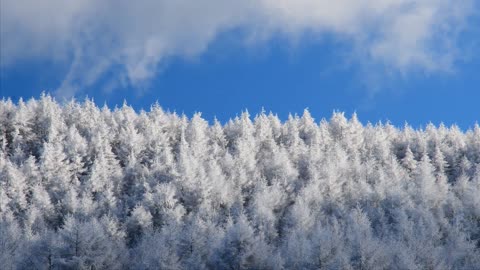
[1,95,479,269]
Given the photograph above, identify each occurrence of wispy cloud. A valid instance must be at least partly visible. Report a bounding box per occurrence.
[1,0,476,97]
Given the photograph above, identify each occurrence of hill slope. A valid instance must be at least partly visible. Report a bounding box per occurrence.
[1,95,479,269]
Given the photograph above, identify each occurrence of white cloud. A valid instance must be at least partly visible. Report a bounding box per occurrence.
[0,0,476,96]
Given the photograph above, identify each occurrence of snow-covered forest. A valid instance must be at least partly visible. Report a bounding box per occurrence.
[1,95,479,269]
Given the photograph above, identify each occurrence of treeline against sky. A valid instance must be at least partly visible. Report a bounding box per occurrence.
[1,95,479,269]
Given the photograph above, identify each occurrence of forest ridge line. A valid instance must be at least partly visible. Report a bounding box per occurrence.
[1,95,479,269]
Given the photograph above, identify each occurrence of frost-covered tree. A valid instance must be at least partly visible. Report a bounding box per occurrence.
[54,216,127,269]
[0,95,479,269]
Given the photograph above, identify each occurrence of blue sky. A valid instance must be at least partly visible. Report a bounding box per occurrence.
[1,1,479,129]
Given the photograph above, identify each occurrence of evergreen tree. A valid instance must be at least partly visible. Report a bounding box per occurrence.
[0,96,479,269]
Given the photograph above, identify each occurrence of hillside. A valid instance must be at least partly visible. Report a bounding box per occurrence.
[1,95,479,269]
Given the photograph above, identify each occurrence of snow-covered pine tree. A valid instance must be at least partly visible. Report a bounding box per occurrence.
[0,95,479,269]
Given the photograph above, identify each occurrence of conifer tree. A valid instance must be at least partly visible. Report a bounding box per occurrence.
[0,95,479,269]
